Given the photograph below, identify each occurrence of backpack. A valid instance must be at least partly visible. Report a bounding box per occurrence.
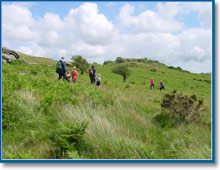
[89,69,93,75]
[56,60,62,70]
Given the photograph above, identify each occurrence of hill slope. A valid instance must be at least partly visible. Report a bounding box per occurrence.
[2,54,211,159]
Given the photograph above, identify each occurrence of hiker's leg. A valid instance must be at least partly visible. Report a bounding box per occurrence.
[63,73,67,80]
[58,73,62,80]
[92,77,95,84]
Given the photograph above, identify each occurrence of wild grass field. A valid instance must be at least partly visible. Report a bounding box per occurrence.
[2,54,212,159]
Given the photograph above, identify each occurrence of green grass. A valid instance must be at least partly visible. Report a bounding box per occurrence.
[18,52,57,65]
[2,55,212,159]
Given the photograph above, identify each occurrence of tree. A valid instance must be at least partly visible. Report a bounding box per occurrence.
[71,55,89,74]
[115,57,123,63]
[112,65,130,82]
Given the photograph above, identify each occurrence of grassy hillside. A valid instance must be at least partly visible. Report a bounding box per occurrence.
[2,54,212,159]
[18,52,57,65]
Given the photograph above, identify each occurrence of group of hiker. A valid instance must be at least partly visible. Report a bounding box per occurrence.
[56,57,101,88]
[55,57,165,90]
[150,78,165,91]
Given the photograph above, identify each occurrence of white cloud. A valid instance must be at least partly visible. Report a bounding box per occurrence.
[2,4,34,26]
[177,28,212,62]
[37,13,65,31]
[2,2,212,73]
[184,2,212,29]
[157,2,181,20]
[2,4,39,43]
[64,3,118,45]
[118,4,183,34]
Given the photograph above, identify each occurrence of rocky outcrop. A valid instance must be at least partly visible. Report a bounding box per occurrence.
[2,47,20,63]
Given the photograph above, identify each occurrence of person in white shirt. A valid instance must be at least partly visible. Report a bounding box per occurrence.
[96,74,101,88]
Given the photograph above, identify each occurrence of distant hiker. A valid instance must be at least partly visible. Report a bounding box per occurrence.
[160,80,165,91]
[72,66,78,84]
[89,64,96,84]
[66,71,71,83]
[150,78,155,90]
[96,74,101,88]
[56,57,67,80]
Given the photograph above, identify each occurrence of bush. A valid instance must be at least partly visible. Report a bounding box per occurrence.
[153,113,176,128]
[51,121,89,158]
[161,91,204,123]
[150,68,157,72]
[112,65,130,82]
[115,57,124,63]
[103,61,113,65]
[71,55,89,74]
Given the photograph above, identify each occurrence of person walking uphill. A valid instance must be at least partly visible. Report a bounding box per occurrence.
[150,78,155,90]
[96,74,101,88]
[89,65,96,84]
[160,80,165,91]
[56,57,67,80]
[72,66,78,84]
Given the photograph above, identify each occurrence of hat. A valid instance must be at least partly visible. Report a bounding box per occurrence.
[98,74,101,76]
[61,57,64,60]
[73,66,76,69]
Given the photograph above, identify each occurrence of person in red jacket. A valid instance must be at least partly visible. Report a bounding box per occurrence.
[72,66,78,84]
[150,78,155,90]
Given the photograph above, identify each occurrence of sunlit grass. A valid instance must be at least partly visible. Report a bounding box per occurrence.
[1,55,212,159]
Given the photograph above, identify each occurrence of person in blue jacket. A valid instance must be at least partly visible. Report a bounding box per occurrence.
[56,57,67,80]
[89,64,96,84]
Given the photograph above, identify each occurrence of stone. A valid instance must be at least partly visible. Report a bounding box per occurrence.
[2,59,7,63]
[2,47,20,63]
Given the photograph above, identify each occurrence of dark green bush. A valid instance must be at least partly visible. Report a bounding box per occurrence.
[71,55,89,74]
[150,68,157,72]
[153,113,177,128]
[112,65,130,82]
[161,91,204,123]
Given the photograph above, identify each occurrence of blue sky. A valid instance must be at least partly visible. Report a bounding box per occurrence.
[2,1,212,73]
[27,1,200,27]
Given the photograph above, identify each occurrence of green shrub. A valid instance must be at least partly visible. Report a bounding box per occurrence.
[112,65,130,82]
[161,91,204,123]
[51,121,89,158]
[150,68,157,72]
[71,55,89,74]
[30,68,38,75]
[153,113,176,128]
[2,95,27,129]
[115,57,124,63]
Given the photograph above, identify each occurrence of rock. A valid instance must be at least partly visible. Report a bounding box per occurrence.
[2,59,7,63]
[2,47,20,63]
[2,54,16,63]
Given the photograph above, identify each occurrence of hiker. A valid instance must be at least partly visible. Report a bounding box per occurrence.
[66,71,71,82]
[89,64,96,84]
[71,66,78,84]
[160,80,165,91]
[96,74,101,88]
[150,78,155,90]
[56,57,67,80]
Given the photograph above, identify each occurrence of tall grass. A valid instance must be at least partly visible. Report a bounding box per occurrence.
[1,58,212,159]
